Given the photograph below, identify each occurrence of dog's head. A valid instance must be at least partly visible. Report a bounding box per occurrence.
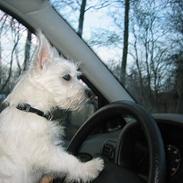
[31,32,93,111]
[7,32,92,111]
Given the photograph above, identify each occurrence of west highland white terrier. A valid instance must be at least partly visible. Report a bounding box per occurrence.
[0,32,104,183]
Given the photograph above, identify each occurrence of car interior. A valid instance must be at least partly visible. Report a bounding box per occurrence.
[0,0,183,183]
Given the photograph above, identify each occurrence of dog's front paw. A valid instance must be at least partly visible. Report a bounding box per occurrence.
[81,157,104,182]
[66,157,104,183]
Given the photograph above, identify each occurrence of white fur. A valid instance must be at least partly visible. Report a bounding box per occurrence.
[0,32,104,183]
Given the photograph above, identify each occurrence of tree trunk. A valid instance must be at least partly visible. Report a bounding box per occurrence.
[78,0,87,38]
[132,27,144,99]
[120,0,130,85]
[0,15,8,86]
[23,30,32,71]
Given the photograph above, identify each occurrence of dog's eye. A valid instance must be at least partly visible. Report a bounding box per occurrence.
[62,74,71,81]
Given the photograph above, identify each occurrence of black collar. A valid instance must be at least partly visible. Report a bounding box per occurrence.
[16,103,53,120]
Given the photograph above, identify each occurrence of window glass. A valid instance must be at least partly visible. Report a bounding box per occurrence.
[0,9,96,143]
[0,10,37,101]
[50,0,183,114]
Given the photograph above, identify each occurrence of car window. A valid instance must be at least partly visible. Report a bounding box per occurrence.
[0,9,97,144]
[50,0,183,114]
[0,10,37,99]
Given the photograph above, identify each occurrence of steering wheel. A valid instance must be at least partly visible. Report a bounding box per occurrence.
[67,101,166,183]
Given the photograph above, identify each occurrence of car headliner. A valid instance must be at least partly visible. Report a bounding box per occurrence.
[0,0,134,103]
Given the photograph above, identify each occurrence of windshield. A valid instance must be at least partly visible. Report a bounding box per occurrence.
[50,0,183,114]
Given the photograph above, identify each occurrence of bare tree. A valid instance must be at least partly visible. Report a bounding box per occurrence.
[174,54,183,113]
[13,23,22,75]
[168,0,183,112]
[0,14,8,86]
[120,0,130,84]
[130,25,144,99]
[126,0,173,111]
[23,30,32,71]
[0,18,20,91]
[77,0,87,37]
[52,0,111,38]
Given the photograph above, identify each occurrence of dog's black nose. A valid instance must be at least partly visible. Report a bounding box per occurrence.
[85,89,93,98]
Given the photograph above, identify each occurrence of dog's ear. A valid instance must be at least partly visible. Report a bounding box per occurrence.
[33,31,52,70]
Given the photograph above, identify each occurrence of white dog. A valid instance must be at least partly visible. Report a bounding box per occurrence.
[0,32,104,183]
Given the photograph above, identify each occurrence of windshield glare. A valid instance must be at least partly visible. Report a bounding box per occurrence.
[50,0,183,114]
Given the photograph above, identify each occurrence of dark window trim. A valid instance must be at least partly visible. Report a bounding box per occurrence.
[81,75,108,108]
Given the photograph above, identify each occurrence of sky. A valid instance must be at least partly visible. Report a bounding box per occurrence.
[49,0,175,74]
[50,0,124,67]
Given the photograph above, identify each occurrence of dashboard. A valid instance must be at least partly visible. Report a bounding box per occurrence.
[77,113,183,183]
